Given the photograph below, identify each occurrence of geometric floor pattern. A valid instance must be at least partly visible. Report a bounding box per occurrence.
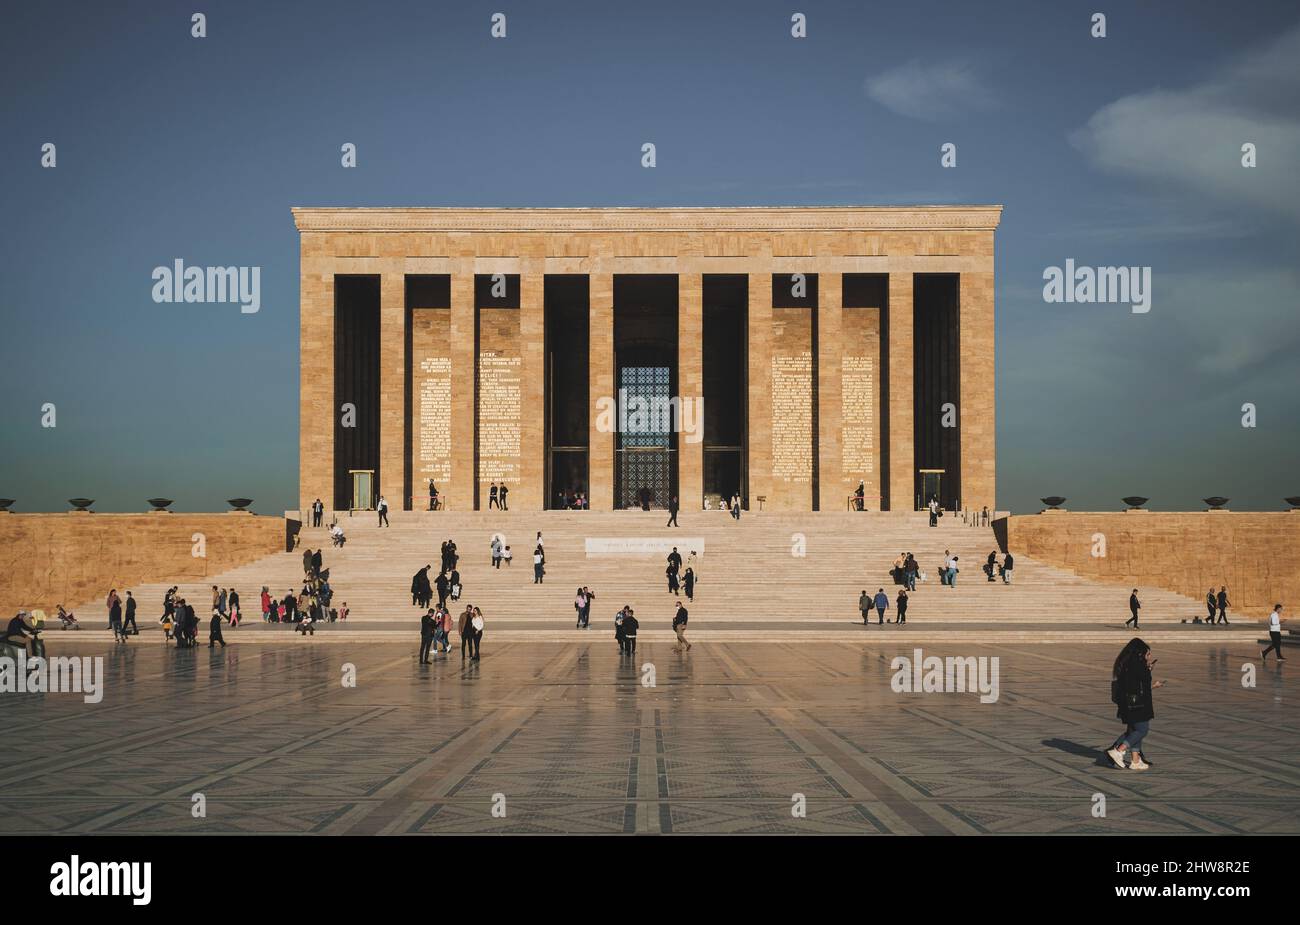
[2,640,1295,835]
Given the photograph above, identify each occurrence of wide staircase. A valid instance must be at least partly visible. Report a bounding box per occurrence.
[66,510,1237,640]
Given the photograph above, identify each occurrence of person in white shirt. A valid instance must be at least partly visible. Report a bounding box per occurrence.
[502,545,513,566]
[377,495,389,527]
[533,546,545,584]
[1262,604,1286,662]
[928,497,940,527]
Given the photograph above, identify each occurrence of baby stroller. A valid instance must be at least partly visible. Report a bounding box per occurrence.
[56,605,82,630]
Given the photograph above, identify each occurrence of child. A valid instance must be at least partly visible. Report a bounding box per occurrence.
[502,545,513,566]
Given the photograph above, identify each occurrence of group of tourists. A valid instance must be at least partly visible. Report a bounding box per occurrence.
[1202,586,1232,624]
[663,547,697,601]
[859,587,907,625]
[411,562,461,609]
[419,603,485,662]
[105,589,138,642]
[574,586,595,628]
[983,550,1014,583]
[556,489,589,510]
[486,482,510,510]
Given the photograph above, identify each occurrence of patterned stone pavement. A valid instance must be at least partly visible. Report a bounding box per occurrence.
[1,639,1295,835]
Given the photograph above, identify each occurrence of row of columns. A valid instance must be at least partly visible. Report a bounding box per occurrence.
[304,262,990,515]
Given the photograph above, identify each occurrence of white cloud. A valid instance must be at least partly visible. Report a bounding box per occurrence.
[1071,25,1300,222]
[863,60,998,122]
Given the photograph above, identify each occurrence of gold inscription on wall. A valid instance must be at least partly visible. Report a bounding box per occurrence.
[478,351,521,483]
[771,352,812,481]
[842,355,874,474]
[417,356,452,481]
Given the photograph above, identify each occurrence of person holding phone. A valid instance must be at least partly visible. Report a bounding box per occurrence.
[1107,638,1166,770]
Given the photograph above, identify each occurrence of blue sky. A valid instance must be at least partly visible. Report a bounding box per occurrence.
[1,0,1297,513]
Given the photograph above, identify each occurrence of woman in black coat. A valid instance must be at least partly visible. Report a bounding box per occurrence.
[1106,638,1165,770]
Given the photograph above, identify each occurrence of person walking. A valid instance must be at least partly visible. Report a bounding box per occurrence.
[533,545,545,584]
[105,588,120,630]
[615,607,628,654]
[666,495,679,527]
[419,609,436,664]
[123,591,138,636]
[580,587,594,628]
[683,567,695,602]
[673,601,691,651]
[470,607,484,661]
[208,609,227,648]
[377,495,389,527]
[622,608,639,656]
[859,590,872,626]
[873,588,889,625]
[896,588,909,625]
[1125,589,1141,629]
[109,593,126,643]
[491,536,503,569]
[574,587,587,630]
[946,554,959,587]
[1216,586,1231,625]
[1205,588,1217,624]
[1261,604,1286,662]
[458,606,475,660]
[1106,638,1165,770]
[666,563,679,595]
[436,570,450,608]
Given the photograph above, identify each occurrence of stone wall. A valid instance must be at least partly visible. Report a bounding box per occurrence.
[841,306,881,510]
[1006,511,1300,617]
[0,513,287,616]
[768,308,813,510]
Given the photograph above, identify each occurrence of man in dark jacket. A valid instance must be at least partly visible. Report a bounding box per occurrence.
[1125,590,1141,628]
[123,591,138,635]
[622,609,639,655]
[859,590,872,626]
[666,495,679,527]
[1216,587,1231,625]
[419,609,436,663]
[672,602,691,651]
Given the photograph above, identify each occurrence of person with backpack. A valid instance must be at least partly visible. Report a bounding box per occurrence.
[1107,638,1165,770]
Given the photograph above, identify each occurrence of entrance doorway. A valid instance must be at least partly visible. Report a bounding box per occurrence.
[613,275,678,509]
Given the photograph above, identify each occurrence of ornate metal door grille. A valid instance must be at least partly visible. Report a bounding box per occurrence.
[615,365,674,509]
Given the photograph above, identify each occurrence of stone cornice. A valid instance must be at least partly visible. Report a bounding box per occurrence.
[291,206,1003,234]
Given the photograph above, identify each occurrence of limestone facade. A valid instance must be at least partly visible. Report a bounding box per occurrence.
[293,206,1001,515]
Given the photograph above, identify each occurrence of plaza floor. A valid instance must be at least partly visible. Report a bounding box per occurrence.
[2,638,1295,835]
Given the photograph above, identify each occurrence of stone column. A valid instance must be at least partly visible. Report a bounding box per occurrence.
[378,266,406,509]
[678,269,704,509]
[746,249,773,510]
[816,268,843,512]
[448,259,476,511]
[887,272,915,512]
[300,264,334,517]
[518,256,545,511]
[588,271,615,510]
[960,267,996,512]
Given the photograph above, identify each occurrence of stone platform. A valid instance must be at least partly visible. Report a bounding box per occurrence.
[2,639,1293,835]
